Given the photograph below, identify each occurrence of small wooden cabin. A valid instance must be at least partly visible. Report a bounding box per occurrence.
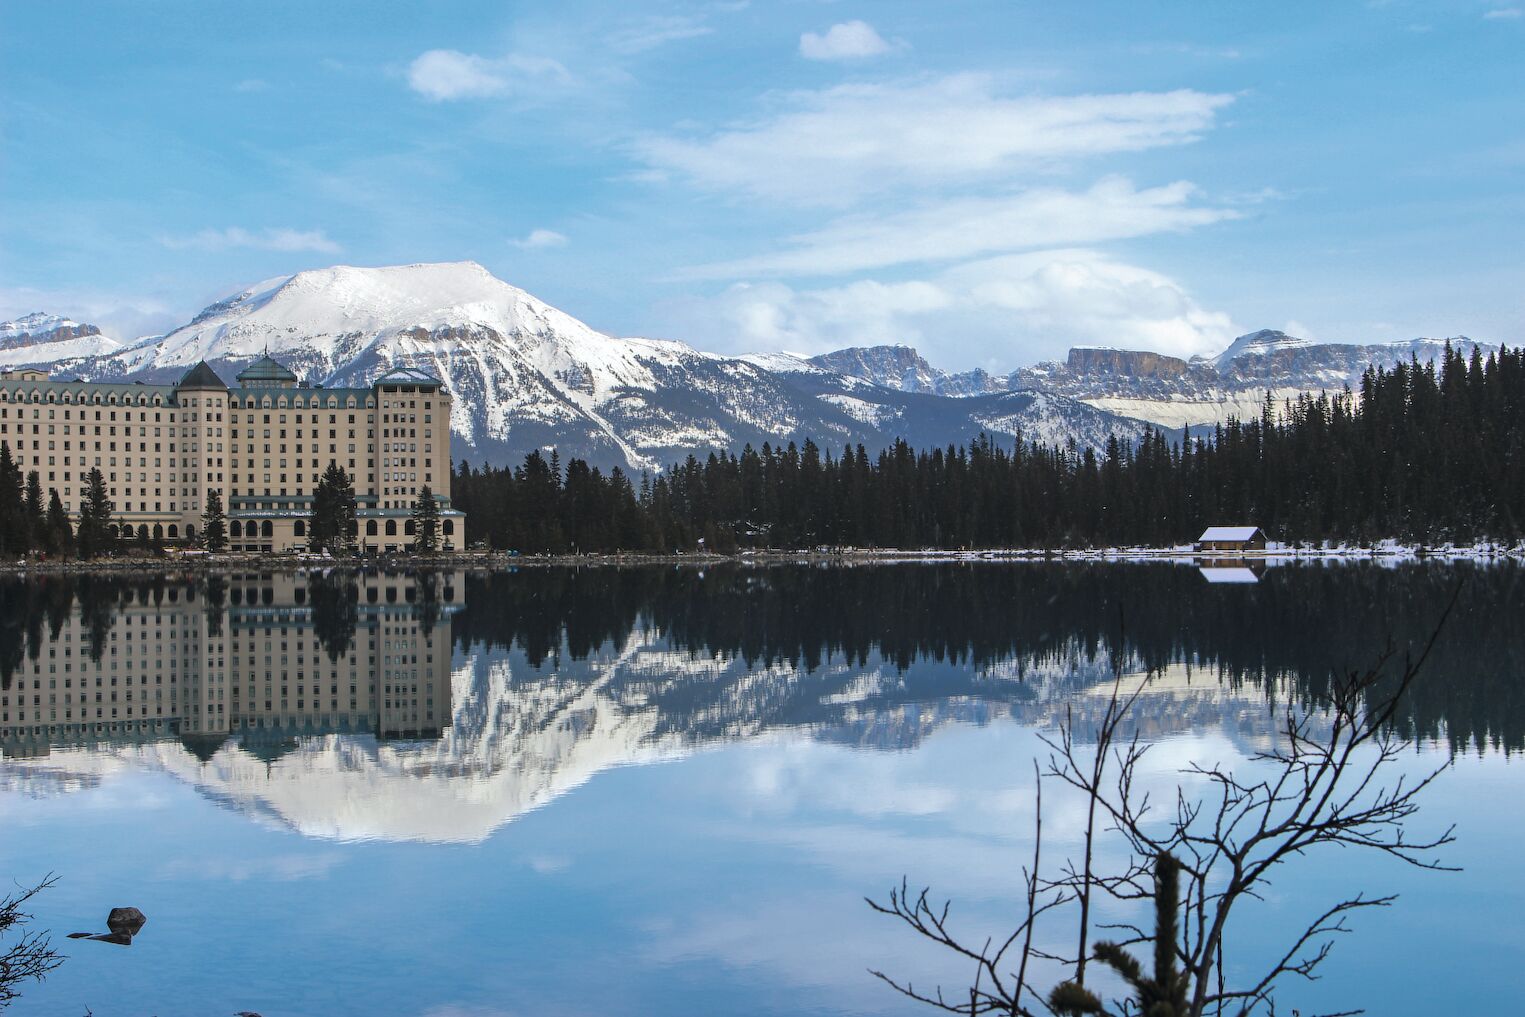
[1196,526,1267,553]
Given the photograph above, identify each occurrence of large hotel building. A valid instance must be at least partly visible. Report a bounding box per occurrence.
[0,355,464,553]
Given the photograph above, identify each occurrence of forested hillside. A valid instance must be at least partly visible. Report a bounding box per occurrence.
[451,343,1525,550]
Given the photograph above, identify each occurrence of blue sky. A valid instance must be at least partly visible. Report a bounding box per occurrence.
[3,0,1522,369]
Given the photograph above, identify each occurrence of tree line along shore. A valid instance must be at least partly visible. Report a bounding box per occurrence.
[453,344,1525,553]
[3,344,1523,560]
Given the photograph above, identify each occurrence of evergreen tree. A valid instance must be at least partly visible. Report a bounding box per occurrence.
[308,464,357,555]
[411,484,441,553]
[1051,853,1190,1016]
[22,471,44,552]
[75,468,115,558]
[201,489,228,552]
[0,445,22,557]
[44,490,73,558]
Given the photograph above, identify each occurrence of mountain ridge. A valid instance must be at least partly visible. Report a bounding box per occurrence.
[9,261,1502,468]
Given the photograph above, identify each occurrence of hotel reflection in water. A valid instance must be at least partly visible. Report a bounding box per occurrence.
[0,573,460,759]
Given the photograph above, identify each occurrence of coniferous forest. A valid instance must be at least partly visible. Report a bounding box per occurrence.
[452,343,1525,552]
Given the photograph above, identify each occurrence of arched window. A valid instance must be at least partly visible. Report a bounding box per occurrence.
[167,524,178,539]
[366,520,378,536]
[261,520,273,538]
[137,524,150,541]
[385,520,397,536]
[294,519,306,537]
[443,520,454,535]
[404,519,416,536]
[152,524,163,541]
[185,523,196,540]
[230,520,243,538]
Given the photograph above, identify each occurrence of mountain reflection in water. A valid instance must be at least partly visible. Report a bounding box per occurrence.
[0,562,1517,844]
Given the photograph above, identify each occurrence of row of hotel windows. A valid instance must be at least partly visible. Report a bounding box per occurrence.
[0,391,385,410]
[224,518,455,538]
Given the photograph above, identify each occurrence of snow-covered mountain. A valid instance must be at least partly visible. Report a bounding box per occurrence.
[811,329,1501,432]
[46,262,1157,471]
[1016,331,1499,430]
[0,312,120,368]
[20,262,1495,466]
[804,344,1007,397]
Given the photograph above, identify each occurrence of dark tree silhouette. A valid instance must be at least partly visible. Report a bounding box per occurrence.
[0,876,63,1010]
[412,484,440,553]
[867,602,1459,1017]
[201,489,227,552]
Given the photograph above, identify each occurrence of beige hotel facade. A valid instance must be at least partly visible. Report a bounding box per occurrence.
[0,355,464,553]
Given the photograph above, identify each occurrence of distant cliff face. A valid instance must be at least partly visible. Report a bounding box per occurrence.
[0,312,121,369]
[0,313,104,349]
[808,344,942,392]
[1065,347,1190,380]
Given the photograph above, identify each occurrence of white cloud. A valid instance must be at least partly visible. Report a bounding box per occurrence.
[510,228,569,249]
[666,249,1234,365]
[682,177,1236,278]
[406,49,571,102]
[609,15,714,53]
[948,250,1236,359]
[799,20,896,60]
[635,75,1234,205]
[159,227,341,254]
[234,78,268,93]
[1483,7,1522,18]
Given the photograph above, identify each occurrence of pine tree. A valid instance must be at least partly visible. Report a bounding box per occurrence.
[75,467,115,558]
[0,445,22,557]
[22,471,44,553]
[411,484,440,553]
[201,489,228,552]
[44,490,73,558]
[308,464,357,555]
[1050,852,1190,1017]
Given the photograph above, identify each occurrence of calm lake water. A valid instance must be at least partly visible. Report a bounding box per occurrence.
[1,562,1521,1016]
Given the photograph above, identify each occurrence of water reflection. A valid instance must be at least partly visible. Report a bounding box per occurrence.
[1,562,1515,846]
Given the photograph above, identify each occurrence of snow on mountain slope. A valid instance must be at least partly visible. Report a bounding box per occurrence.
[1013,331,1499,430]
[0,312,121,368]
[65,262,1158,470]
[1208,328,1316,367]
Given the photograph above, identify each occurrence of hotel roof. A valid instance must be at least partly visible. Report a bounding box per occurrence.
[236,354,300,384]
[178,361,228,389]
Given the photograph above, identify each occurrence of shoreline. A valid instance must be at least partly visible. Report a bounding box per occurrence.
[2,541,1522,576]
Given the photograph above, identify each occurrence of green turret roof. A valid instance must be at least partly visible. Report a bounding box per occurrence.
[236,354,299,384]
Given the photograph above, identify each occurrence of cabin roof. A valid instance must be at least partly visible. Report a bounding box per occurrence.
[1198,526,1263,542]
[1198,567,1261,584]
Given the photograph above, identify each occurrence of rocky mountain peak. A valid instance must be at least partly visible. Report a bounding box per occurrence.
[809,344,940,391]
[1210,329,1314,366]
[0,312,103,349]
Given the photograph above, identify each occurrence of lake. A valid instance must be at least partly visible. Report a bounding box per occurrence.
[1,562,1521,1016]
